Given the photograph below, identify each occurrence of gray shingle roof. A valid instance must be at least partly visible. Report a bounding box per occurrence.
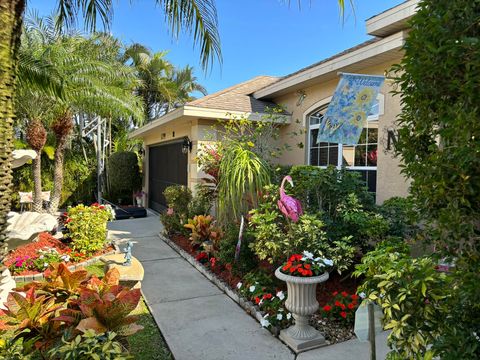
[187,76,281,113]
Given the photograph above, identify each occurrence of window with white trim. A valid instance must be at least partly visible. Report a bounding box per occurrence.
[307,95,383,191]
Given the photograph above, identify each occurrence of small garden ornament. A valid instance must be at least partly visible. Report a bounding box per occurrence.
[275,252,332,352]
[278,176,303,222]
[123,241,133,266]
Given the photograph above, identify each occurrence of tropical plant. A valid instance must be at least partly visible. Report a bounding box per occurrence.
[25,119,47,211]
[48,330,132,360]
[183,214,222,253]
[377,196,417,238]
[65,203,114,254]
[217,224,257,275]
[354,241,448,359]
[217,142,271,224]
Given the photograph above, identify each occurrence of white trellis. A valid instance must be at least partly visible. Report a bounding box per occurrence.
[79,115,109,203]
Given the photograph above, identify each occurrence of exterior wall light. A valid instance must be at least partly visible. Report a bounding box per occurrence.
[182,136,192,154]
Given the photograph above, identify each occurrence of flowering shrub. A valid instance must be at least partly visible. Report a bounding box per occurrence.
[236,272,292,329]
[280,252,333,277]
[321,291,360,324]
[10,256,34,273]
[65,203,114,254]
[32,248,64,271]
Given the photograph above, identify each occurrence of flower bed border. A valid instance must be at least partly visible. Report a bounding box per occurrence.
[12,244,119,283]
[160,234,281,336]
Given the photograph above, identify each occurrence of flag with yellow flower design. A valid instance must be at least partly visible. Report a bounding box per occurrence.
[317,73,384,145]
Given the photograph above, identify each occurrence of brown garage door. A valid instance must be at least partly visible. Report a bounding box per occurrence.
[148,141,188,212]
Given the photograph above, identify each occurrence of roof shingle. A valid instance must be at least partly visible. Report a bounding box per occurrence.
[187,76,281,113]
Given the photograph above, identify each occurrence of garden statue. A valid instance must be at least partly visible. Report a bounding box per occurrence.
[278,176,303,222]
[123,241,133,266]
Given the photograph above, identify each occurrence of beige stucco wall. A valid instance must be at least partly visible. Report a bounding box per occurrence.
[272,60,410,204]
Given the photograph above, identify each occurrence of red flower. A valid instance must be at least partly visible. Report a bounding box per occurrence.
[263,293,273,300]
[340,311,347,319]
[91,202,99,207]
[332,291,338,296]
[341,291,348,297]
[225,263,232,272]
[347,303,355,310]
[334,300,342,307]
[351,294,359,300]
[304,264,311,270]
[255,297,261,304]
[209,257,216,268]
[323,305,332,312]
[289,254,303,262]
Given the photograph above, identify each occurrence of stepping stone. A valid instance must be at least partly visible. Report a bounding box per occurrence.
[100,254,144,288]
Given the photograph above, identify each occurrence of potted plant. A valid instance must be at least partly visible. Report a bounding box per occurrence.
[275,251,333,352]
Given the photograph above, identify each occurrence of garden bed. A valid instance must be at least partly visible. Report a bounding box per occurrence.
[165,233,359,345]
[4,232,116,280]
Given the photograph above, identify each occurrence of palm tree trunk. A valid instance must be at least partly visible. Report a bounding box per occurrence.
[0,0,26,266]
[32,151,43,212]
[48,138,67,214]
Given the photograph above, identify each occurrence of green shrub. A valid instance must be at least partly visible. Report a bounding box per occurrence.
[333,193,390,251]
[354,241,448,359]
[160,185,193,236]
[248,188,355,271]
[378,197,417,238]
[217,224,258,275]
[107,151,141,204]
[48,330,132,360]
[188,184,213,217]
[289,165,374,216]
[65,203,113,254]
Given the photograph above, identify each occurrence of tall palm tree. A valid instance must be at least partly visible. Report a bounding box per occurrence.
[171,65,207,105]
[0,0,222,270]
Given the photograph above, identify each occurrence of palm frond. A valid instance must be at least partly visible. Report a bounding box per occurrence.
[55,0,113,31]
[157,0,222,70]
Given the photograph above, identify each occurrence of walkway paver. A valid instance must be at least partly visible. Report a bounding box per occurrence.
[108,213,391,360]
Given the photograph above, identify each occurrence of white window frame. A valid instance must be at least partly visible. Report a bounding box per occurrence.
[306,94,384,171]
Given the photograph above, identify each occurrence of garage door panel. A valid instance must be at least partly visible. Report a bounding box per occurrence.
[148,142,188,212]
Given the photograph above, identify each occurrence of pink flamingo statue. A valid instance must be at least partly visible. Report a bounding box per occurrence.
[278,175,303,222]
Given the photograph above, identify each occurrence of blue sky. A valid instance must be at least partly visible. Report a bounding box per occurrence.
[28,0,402,94]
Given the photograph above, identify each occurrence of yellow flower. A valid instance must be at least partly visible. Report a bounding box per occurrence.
[0,339,5,348]
[355,88,374,106]
[247,141,255,147]
[350,111,367,126]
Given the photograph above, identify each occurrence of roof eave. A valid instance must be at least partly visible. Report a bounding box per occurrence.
[129,105,291,139]
[366,0,419,37]
[254,31,407,100]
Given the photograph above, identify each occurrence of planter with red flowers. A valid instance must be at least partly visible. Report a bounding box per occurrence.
[275,251,333,353]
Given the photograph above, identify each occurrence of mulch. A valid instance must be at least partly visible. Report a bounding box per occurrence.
[4,232,114,276]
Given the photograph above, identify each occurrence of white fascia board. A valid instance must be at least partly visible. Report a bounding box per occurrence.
[254,31,407,100]
[129,107,184,139]
[129,106,291,139]
[183,105,291,123]
[366,0,420,37]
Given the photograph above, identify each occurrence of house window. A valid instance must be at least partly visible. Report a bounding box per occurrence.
[307,95,383,192]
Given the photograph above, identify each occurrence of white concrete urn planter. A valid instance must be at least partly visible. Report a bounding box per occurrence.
[275,267,329,352]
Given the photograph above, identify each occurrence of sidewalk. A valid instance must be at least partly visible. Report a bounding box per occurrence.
[108,213,390,360]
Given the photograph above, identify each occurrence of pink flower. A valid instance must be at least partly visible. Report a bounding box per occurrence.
[167,208,174,216]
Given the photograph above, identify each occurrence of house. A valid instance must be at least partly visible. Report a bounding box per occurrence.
[130,0,419,212]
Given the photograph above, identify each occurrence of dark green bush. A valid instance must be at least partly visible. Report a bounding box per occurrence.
[188,184,213,218]
[107,151,141,204]
[288,165,374,217]
[217,224,258,275]
[378,196,417,238]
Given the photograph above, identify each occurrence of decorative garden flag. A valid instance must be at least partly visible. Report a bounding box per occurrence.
[317,73,385,145]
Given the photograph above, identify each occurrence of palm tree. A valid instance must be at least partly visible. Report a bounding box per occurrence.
[170,65,207,106]
[0,0,221,269]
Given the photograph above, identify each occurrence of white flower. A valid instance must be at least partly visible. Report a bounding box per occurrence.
[260,318,271,328]
[39,255,44,259]
[249,285,256,293]
[259,299,264,306]
[286,313,292,320]
[276,313,283,320]
[276,291,285,301]
[43,262,48,268]
[236,282,242,289]
[359,292,366,299]
[61,255,70,262]
[323,258,334,267]
[302,251,314,260]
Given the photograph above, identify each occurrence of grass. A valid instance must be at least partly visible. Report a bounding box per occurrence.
[130,299,173,360]
[85,261,106,277]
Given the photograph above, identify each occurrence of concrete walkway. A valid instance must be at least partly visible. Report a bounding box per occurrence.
[108,213,390,360]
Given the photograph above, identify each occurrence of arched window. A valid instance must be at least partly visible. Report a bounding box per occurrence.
[307,94,383,192]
